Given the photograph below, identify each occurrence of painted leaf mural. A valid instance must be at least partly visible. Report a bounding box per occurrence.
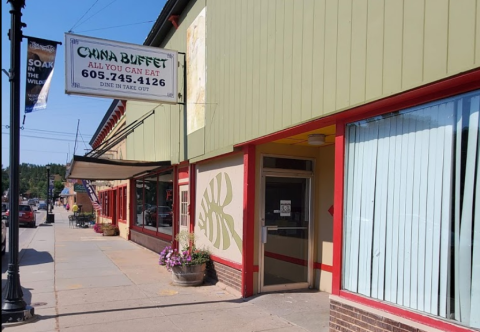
[198,172,242,253]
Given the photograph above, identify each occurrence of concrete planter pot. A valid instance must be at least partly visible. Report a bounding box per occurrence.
[171,263,206,286]
[103,229,116,236]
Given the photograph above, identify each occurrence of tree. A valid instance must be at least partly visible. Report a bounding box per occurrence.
[2,164,9,193]
[2,163,66,200]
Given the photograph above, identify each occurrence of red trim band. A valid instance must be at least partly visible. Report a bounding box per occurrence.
[211,255,242,271]
[264,251,306,266]
[339,291,475,332]
[264,251,333,273]
[313,262,333,273]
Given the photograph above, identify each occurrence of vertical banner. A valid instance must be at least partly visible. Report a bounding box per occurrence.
[25,37,58,113]
[82,180,102,212]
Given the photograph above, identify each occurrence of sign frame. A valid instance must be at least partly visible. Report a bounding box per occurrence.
[65,33,178,104]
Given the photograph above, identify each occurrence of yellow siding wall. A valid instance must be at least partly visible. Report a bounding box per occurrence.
[126,101,173,162]
[127,0,479,163]
[127,0,207,163]
[202,0,479,160]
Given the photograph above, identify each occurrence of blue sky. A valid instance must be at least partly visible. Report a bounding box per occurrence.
[2,0,167,167]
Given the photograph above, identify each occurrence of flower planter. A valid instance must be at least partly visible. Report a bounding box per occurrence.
[103,229,116,236]
[171,263,206,286]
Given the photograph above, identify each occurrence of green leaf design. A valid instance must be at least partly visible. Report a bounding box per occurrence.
[198,172,242,253]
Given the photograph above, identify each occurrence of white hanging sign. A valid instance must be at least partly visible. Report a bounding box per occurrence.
[65,33,178,104]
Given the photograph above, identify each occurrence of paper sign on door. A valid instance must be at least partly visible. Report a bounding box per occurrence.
[280,200,291,216]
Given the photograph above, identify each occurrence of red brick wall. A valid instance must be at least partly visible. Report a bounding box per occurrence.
[330,300,429,332]
[75,193,93,213]
[206,260,242,293]
[130,230,170,254]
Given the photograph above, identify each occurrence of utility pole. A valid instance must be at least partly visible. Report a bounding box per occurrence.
[2,0,35,324]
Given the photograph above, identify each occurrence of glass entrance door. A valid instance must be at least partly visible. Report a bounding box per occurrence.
[261,175,311,292]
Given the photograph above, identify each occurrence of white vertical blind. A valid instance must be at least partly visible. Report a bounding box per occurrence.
[457,95,479,326]
[471,104,480,327]
[371,119,390,299]
[439,102,454,318]
[454,100,463,321]
[343,90,480,328]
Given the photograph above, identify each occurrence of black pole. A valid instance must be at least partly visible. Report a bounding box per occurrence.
[46,166,50,212]
[2,0,35,323]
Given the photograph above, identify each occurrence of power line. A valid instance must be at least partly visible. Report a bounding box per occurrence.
[2,132,87,143]
[76,20,154,33]
[69,0,101,32]
[2,147,69,155]
[79,131,90,151]
[76,0,119,29]
[2,126,94,138]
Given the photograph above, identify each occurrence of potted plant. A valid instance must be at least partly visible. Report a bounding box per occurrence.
[159,231,210,286]
[100,223,119,236]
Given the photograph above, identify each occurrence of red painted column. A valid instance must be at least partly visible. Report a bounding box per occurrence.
[189,164,196,234]
[332,120,345,295]
[128,179,134,241]
[172,166,179,249]
[242,145,255,298]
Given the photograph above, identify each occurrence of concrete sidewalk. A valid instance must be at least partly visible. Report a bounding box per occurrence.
[2,208,331,332]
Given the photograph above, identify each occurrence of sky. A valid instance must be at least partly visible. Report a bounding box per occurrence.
[1,0,167,167]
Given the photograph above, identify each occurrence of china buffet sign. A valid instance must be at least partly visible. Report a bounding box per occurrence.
[65,33,178,104]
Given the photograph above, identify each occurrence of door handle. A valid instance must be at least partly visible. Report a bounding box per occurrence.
[261,226,278,243]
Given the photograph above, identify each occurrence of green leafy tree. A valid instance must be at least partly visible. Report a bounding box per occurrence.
[2,163,67,200]
[1,164,9,196]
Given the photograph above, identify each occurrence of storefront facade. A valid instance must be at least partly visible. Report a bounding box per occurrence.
[70,1,480,331]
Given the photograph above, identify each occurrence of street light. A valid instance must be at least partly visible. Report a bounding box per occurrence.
[2,0,35,324]
[46,165,50,212]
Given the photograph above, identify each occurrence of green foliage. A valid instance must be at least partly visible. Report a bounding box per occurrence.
[79,212,96,221]
[2,165,9,195]
[1,163,66,199]
[175,230,210,265]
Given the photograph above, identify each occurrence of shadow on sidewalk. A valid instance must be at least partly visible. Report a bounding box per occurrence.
[2,248,52,273]
[34,298,246,320]
[18,248,53,267]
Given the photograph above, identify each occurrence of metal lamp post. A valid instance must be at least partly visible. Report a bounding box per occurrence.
[46,165,50,211]
[2,0,35,323]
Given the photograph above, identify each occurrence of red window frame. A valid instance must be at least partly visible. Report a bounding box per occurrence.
[331,70,480,332]
[129,167,174,242]
[117,185,127,223]
[99,189,113,219]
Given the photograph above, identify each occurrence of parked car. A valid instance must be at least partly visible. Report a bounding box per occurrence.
[145,206,173,227]
[27,199,36,207]
[1,219,6,255]
[38,203,48,211]
[2,203,8,220]
[5,204,36,228]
